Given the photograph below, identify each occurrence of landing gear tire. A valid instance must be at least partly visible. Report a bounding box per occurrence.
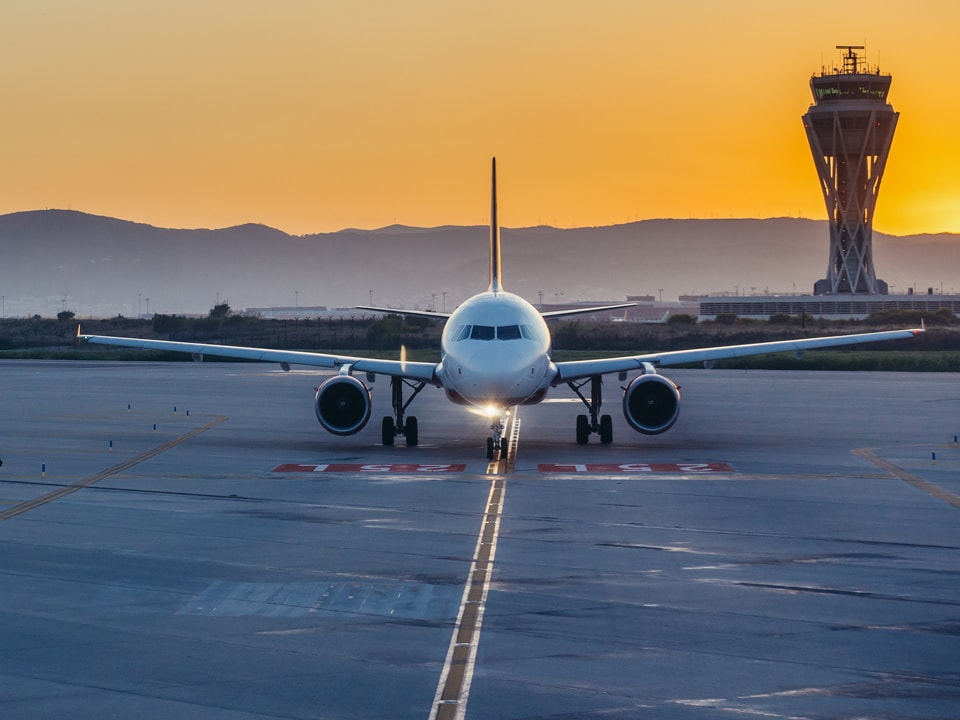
[381,416,395,446]
[486,436,495,460]
[385,376,427,448]
[599,414,613,444]
[576,414,589,444]
[405,416,419,446]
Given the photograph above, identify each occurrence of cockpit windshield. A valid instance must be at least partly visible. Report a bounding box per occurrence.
[454,324,536,341]
[470,325,495,340]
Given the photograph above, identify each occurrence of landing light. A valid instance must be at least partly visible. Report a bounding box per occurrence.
[469,404,505,418]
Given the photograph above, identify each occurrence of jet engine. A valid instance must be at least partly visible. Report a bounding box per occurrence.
[314,375,372,436]
[622,374,681,435]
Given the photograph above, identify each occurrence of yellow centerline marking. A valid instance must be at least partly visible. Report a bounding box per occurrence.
[0,416,229,522]
[430,412,517,719]
[854,447,960,510]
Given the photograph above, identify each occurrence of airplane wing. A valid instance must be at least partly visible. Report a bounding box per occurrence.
[553,327,924,383]
[539,302,637,319]
[356,306,451,320]
[79,332,440,384]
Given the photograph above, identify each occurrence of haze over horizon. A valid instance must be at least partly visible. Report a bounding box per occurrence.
[2,211,957,319]
[1,1,959,237]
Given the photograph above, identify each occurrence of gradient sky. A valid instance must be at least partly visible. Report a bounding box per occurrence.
[1,0,958,236]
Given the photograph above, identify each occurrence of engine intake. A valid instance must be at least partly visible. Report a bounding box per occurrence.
[622,374,681,435]
[315,375,372,436]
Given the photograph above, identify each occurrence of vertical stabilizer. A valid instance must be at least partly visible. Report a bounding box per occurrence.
[489,157,503,292]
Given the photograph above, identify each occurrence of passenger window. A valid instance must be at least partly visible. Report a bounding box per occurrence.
[470,325,495,340]
[496,325,522,340]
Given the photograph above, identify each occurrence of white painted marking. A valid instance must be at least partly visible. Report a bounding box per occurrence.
[430,474,507,719]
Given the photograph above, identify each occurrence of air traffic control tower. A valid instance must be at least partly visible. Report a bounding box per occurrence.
[803,45,898,295]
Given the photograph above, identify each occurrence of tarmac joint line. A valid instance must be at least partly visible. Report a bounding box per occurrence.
[0,415,229,522]
[854,447,960,510]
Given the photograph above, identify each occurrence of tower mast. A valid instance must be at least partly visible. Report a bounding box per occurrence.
[803,45,898,295]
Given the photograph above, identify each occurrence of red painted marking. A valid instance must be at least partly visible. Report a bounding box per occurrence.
[538,462,732,473]
[272,463,466,473]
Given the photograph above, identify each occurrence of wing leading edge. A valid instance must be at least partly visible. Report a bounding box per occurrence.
[553,327,924,383]
[79,332,440,383]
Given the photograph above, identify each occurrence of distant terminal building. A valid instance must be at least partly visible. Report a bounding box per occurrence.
[241,306,363,320]
[699,291,960,321]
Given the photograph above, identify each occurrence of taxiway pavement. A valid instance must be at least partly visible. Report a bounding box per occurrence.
[1,361,958,719]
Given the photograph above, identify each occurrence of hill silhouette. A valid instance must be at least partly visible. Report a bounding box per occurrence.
[0,209,956,317]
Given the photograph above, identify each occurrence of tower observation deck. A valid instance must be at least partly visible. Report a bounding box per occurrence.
[803,45,898,295]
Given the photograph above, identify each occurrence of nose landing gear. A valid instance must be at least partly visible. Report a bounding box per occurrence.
[486,412,507,459]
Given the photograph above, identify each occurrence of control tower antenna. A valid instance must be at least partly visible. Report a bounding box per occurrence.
[803,44,898,295]
[837,44,866,74]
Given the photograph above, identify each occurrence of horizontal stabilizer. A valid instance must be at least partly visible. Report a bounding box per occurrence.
[356,305,450,320]
[540,302,636,319]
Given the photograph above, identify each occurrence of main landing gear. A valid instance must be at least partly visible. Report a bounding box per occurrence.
[381,376,426,447]
[568,375,613,444]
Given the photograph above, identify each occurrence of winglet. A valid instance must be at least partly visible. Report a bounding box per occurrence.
[488,157,502,293]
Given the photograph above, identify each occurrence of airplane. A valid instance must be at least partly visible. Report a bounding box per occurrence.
[81,159,924,458]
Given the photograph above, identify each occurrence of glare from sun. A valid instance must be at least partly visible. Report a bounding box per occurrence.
[468,404,506,418]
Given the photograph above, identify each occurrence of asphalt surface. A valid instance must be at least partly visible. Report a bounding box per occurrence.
[1,360,958,719]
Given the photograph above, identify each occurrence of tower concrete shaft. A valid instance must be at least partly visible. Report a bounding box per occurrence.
[803,46,898,295]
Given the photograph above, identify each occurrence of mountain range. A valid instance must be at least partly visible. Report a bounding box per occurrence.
[0,209,956,318]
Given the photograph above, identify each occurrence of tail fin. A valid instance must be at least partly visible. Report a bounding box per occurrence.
[488,157,503,292]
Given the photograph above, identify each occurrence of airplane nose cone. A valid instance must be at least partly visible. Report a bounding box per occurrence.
[444,346,545,404]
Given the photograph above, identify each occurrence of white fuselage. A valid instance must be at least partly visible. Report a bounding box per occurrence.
[437,290,554,408]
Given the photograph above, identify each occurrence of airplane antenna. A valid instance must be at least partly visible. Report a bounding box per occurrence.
[489,157,503,292]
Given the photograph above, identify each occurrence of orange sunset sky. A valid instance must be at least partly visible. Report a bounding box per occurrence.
[1,0,958,236]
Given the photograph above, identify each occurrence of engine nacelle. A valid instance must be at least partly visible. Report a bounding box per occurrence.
[622,373,681,435]
[314,375,372,436]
